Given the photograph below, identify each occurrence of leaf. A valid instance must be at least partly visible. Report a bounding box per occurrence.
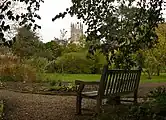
[1,21,5,28]
[7,10,12,16]
[36,15,41,19]
[0,33,4,38]
[0,14,5,19]
[31,19,35,23]
[16,15,20,21]
[2,5,8,12]
[3,25,10,31]
[6,1,11,6]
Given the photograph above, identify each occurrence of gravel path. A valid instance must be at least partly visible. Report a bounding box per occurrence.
[1,82,166,120]
[0,90,96,120]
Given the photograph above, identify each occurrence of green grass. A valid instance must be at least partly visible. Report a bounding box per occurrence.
[43,73,101,83]
[43,73,166,83]
[140,73,166,83]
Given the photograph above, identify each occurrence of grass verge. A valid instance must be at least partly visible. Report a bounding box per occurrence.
[43,73,166,83]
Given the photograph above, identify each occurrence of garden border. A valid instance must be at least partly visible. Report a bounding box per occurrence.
[0,87,76,96]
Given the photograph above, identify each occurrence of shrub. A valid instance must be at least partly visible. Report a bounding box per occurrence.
[53,52,94,74]
[46,50,107,74]
[86,50,107,74]
[45,60,57,73]
[98,86,166,120]
[0,63,37,82]
[24,56,49,73]
[48,82,76,92]
[0,53,39,82]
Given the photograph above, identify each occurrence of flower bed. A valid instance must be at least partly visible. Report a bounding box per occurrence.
[0,81,99,96]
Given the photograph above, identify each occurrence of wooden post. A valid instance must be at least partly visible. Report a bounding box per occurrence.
[76,84,84,114]
[76,94,82,114]
[134,90,138,104]
[96,97,102,114]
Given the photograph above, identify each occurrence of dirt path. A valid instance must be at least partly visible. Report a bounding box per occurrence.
[0,90,96,120]
[1,82,166,120]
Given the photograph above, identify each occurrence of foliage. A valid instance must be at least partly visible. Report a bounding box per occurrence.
[48,82,76,92]
[54,52,94,74]
[87,50,107,73]
[44,41,63,60]
[62,43,82,54]
[0,0,43,46]
[12,26,45,58]
[45,60,57,73]
[24,56,49,73]
[98,86,166,120]
[53,0,164,69]
[46,48,106,74]
[142,23,166,78]
[0,45,11,54]
[0,53,38,82]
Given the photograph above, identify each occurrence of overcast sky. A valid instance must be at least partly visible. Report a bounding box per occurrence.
[36,0,85,43]
[36,0,166,43]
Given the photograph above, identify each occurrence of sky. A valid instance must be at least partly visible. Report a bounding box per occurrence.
[36,0,85,43]
[35,0,166,43]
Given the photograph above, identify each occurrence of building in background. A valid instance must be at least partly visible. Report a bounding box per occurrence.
[68,22,83,44]
[53,22,84,45]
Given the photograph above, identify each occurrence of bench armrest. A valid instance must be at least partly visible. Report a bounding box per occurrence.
[75,80,100,94]
[75,80,100,85]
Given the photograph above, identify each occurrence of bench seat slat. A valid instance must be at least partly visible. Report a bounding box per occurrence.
[81,90,134,97]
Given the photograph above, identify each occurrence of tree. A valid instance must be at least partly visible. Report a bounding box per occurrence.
[53,0,164,69]
[0,0,43,46]
[44,41,63,60]
[60,28,67,41]
[142,23,166,77]
[12,26,44,58]
[63,43,81,54]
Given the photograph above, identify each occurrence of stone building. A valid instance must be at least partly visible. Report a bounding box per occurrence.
[68,22,83,44]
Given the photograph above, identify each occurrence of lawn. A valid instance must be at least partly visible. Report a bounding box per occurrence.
[43,73,166,83]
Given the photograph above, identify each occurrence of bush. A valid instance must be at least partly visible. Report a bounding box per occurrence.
[49,52,94,74]
[86,50,107,74]
[24,56,49,73]
[45,60,57,73]
[0,53,39,82]
[46,50,107,74]
[0,63,37,82]
[48,82,77,92]
[98,86,166,120]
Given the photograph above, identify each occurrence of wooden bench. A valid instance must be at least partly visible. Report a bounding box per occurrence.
[75,65,142,114]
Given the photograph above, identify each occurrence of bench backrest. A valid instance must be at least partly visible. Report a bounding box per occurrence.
[98,65,141,97]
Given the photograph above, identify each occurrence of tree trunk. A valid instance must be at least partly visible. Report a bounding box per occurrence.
[156,66,160,76]
[147,70,152,79]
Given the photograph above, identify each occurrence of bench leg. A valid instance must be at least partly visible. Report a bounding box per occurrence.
[76,95,82,114]
[96,98,102,114]
[115,96,121,104]
[134,92,137,104]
